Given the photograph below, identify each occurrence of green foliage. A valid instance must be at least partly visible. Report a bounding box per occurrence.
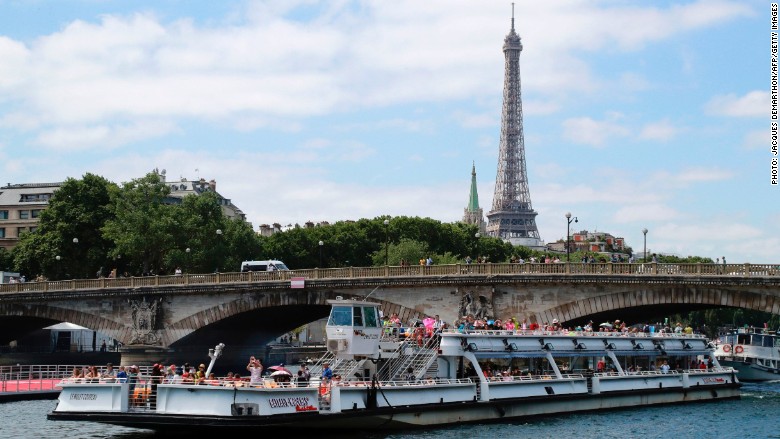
[13,173,116,279]
[371,238,430,266]
[0,247,13,271]
[102,171,176,274]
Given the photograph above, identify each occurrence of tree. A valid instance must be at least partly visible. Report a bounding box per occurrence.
[102,171,176,275]
[0,247,14,272]
[371,238,430,266]
[13,174,116,279]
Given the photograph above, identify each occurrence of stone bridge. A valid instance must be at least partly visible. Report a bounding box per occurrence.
[1,262,779,361]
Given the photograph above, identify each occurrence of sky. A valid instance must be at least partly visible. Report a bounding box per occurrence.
[0,0,774,263]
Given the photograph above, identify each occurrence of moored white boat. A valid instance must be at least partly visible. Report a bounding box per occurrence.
[715,327,780,381]
[48,298,740,431]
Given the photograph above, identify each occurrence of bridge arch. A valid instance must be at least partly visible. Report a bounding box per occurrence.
[540,286,779,327]
[164,291,428,347]
[0,303,128,345]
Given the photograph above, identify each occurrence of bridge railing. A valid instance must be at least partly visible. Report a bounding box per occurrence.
[1,262,778,294]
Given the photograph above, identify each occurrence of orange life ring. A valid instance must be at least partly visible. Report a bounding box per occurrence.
[734,345,744,354]
[721,344,731,353]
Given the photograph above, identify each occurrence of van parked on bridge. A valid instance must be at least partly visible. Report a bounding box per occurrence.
[240,260,289,272]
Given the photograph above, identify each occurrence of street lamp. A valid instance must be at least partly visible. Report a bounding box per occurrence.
[383,219,390,266]
[185,248,190,273]
[565,212,578,262]
[55,255,61,280]
[474,232,481,262]
[642,228,648,263]
[318,241,324,268]
[215,229,223,272]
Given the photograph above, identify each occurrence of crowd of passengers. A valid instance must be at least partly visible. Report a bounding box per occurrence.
[66,359,314,388]
[381,311,705,350]
[450,316,701,336]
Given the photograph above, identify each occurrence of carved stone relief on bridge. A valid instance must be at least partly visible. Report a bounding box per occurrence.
[458,288,495,320]
[128,297,162,345]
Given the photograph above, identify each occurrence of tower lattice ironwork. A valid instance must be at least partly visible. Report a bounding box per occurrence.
[486,7,541,248]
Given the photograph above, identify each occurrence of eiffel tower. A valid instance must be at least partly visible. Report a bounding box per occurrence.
[485,6,542,248]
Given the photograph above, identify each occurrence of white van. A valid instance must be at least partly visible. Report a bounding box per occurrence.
[240,260,290,272]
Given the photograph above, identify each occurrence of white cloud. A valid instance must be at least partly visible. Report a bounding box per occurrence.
[705,91,768,117]
[562,116,629,147]
[673,167,735,183]
[452,110,496,129]
[741,129,766,150]
[640,119,678,141]
[614,204,680,223]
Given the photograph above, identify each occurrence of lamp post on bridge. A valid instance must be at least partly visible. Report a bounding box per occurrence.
[383,219,390,266]
[642,228,648,263]
[318,240,324,268]
[215,229,223,273]
[565,212,578,262]
[474,232,481,263]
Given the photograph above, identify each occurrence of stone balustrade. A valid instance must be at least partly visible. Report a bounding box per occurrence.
[1,262,778,295]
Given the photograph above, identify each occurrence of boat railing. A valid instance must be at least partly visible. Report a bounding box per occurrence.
[486,373,585,383]
[441,329,708,339]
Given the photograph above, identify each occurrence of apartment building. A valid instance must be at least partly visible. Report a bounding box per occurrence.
[1,177,247,251]
[0,183,61,250]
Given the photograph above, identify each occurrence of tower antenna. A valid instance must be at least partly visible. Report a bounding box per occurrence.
[511,3,515,31]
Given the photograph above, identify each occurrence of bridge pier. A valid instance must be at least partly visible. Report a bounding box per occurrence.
[119,347,174,367]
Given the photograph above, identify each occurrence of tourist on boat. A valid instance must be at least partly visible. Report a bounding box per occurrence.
[660,361,670,374]
[247,356,263,385]
[84,365,99,382]
[150,364,164,408]
[297,369,309,387]
[170,368,183,384]
[70,366,83,381]
[194,364,207,384]
[164,364,176,383]
[403,367,416,382]
[127,366,139,402]
[101,363,116,382]
[321,362,333,381]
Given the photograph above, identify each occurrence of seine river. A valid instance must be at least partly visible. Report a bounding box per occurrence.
[2,382,778,438]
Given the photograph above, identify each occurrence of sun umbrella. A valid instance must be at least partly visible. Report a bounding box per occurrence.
[268,364,291,374]
[270,370,292,376]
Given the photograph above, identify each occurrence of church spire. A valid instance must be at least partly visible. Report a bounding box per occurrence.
[462,162,486,233]
[468,161,480,212]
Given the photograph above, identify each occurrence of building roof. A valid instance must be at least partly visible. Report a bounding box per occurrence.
[0,182,61,206]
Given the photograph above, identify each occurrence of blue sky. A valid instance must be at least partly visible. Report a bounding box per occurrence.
[0,0,773,262]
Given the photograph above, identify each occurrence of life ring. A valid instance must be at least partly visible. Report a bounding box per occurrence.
[721,344,731,353]
[734,345,744,354]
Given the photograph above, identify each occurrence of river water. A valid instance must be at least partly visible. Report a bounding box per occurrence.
[2,381,778,438]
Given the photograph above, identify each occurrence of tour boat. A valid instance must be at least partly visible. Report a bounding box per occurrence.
[714,327,780,381]
[48,297,740,431]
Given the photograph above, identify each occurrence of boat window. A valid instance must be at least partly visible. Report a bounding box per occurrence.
[353,307,363,326]
[328,306,352,326]
[363,307,378,327]
[764,336,774,347]
[737,334,750,344]
[752,335,763,346]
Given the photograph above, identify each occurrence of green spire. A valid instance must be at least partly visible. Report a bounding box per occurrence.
[468,162,480,212]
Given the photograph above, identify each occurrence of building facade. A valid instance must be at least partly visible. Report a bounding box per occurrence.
[164,177,246,222]
[1,176,247,251]
[0,183,61,250]
[485,10,543,249]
